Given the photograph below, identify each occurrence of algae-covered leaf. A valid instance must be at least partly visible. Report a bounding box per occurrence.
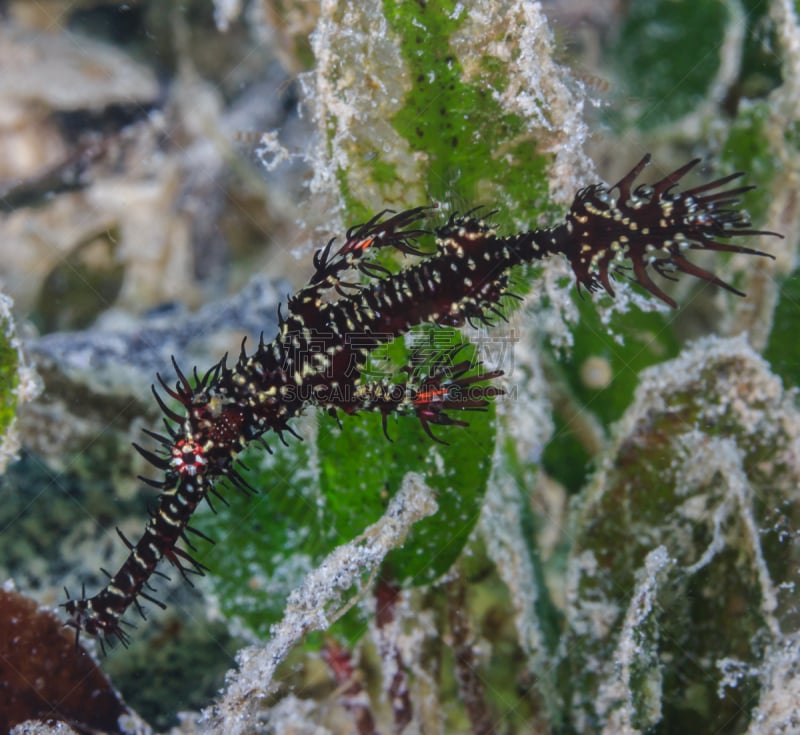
[558,297,679,424]
[310,0,588,226]
[0,293,37,473]
[0,298,19,437]
[764,269,800,389]
[722,102,781,223]
[199,333,496,637]
[541,296,679,492]
[197,426,328,638]
[383,0,552,209]
[318,394,495,586]
[595,547,673,733]
[0,586,134,734]
[324,333,496,585]
[610,0,730,129]
[560,336,800,733]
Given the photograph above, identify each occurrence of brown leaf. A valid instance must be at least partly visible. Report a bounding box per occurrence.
[0,587,134,734]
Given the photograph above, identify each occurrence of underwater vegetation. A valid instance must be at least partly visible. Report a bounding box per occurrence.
[0,1,799,734]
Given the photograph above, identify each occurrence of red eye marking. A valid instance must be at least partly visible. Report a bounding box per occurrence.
[170,438,207,477]
[414,388,450,405]
[354,236,375,251]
